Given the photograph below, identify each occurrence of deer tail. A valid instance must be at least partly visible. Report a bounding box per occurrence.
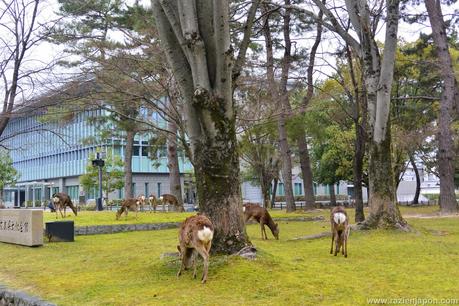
[197,226,214,243]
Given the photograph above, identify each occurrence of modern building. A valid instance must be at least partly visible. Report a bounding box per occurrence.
[1,93,194,207]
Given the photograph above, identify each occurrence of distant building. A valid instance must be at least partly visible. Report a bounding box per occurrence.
[1,89,193,207]
[397,160,440,203]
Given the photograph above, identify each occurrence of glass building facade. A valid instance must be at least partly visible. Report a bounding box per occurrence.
[1,107,193,205]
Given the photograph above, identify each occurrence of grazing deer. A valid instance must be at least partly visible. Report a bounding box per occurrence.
[115,198,139,220]
[177,215,214,283]
[243,203,279,240]
[137,195,148,212]
[148,194,158,212]
[52,193,78,219]
[330,205,350,257]
[159,194,184,212]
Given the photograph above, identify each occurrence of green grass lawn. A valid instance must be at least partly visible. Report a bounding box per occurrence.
[1,207,458,305]
[42,205,443,227]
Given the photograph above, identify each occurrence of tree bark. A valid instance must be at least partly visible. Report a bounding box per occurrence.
[152,0,248,254]
[410,155,421,205]
[425,0,459,214]
[297,131,316,210]
[271,178,278,209]
[167,118,184,212]
[329,184,337,206]
[124,130,135,199]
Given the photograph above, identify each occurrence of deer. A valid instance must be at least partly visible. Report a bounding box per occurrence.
[243,203,279,240]
[330,205,350,258]
[159,193,184,212]
[137,195,148,212]
[52,192,78,219]
[115,198,139,220]
[177,214,214,283]
[148,194,158,212]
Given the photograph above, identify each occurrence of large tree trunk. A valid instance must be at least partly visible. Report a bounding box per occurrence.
[365,129,406,229]
[167,119,184,212]
[152,0,248,254]
[329,184,337,206]
[124,130,135,199]
[425,0,459,214]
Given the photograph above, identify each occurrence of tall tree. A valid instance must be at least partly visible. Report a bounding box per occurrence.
[306,0,407,228]
[0,0,51,138]
[262,3,296,212]
[424,0,459,213]
[152,0,249,253]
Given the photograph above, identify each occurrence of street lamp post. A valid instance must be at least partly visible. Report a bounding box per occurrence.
[92,152,105,211]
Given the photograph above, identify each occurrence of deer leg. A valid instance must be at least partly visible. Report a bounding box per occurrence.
[64,206,67,218]
[59,207,64,218]
[334,233,339,256]
[195,246,210,284]
[260,223,265,240]
[192,251,198,279]
[344,228,349,258]
[177,248,185,278]
[330,231,335,254]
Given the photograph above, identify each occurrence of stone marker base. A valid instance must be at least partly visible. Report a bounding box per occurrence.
[0,209,43,246]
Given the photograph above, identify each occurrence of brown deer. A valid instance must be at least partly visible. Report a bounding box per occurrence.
[177,215,214,283]
[330,205,350,257]
[148,194,158,212]
[243,203,279,240]
[52,192,78,219]
[159,194,184,212]
[115,198,139,220]
[137,195,148,212]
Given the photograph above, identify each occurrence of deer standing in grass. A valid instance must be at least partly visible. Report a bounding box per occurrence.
[159,193,183,212]
[330,205,350,257]
[177,215,214,283]
[52,193,77,219]
[115,198,139,220]
[147,194,158,212]
[137,195,148,212]
[243,203,279,240]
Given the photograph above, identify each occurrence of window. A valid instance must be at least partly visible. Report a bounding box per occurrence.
[294,183,303,196]
[145,182,149,196]
[132,183,136,195]
[277,183,285,196]
[66,186,79,201]
[141,146,148,157]
[133,146,140,156]
[157,182,161,197]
